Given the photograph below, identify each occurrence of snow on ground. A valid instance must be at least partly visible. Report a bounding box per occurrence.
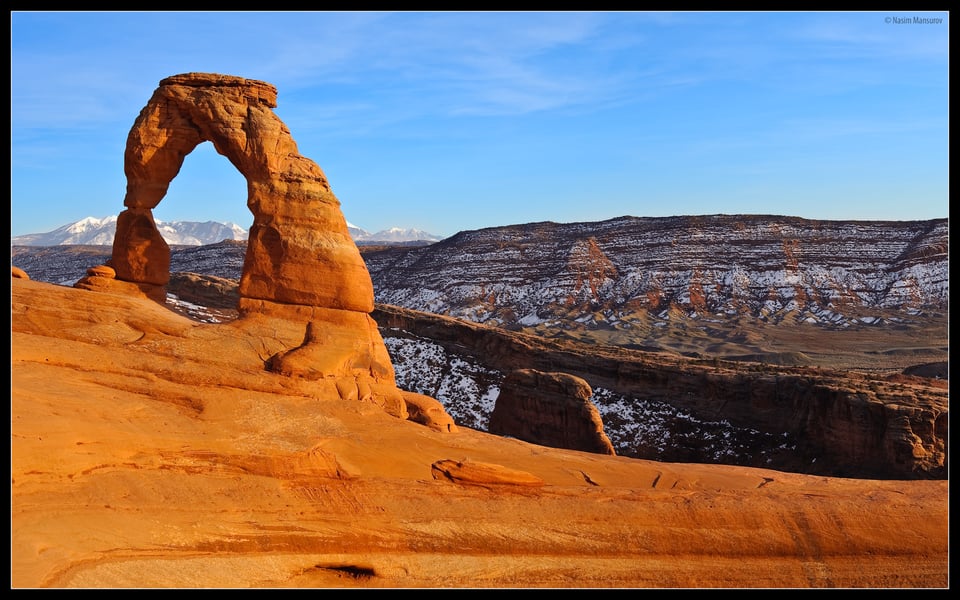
[591,387,796,465]
[384,334,501,430]
[383,330,797,464]
[165,294,233,324]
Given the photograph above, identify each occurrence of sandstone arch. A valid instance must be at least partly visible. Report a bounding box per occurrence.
[74,72,435,421]
[111,72,372,313]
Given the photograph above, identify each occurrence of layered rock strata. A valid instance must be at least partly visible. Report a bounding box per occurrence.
[375,304,947,480]
[106,72,372,311]
[362,215,948,329]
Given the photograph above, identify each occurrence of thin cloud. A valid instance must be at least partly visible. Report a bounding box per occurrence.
[264,12,637,118]
[788,13,949,61]
[10,11,948,236]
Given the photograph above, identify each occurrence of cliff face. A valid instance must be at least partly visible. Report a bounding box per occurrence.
[374,305,947,480]
[363,215,948,331]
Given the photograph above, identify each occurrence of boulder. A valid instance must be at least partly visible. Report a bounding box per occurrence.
[402,391,458,433]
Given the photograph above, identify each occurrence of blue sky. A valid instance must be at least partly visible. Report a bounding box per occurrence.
[10,11,949,238]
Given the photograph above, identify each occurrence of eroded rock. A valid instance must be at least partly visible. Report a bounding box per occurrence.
[76,72,410,416]
[402,391,458,433]
[374,304,949,479]
[430,459,544,487]
[105,72,372,311]
[488,368,616,456]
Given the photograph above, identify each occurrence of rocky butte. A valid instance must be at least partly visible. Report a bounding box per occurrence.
[10,73,949,588]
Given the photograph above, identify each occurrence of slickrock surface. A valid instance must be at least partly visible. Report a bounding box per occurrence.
[11,277,948,588]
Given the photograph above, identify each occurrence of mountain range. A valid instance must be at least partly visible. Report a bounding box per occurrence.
[11,216,443,246]
[348,223,444,244]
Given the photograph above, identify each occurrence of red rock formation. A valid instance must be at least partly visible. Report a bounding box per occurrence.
[11,277,949,588]
[403,392,459,433]
[73,73,436,420]
[489,369,616,456]
[430,459,545,487]
[75,262,157,300]
[108,72,371,312]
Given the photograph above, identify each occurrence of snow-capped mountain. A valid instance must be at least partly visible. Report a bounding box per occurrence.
[13,217,442,246]
[154,220,248,246]
[346,222,370,241]
[11,216,249,246]
[11,216,122,246]
[347,223,443,243]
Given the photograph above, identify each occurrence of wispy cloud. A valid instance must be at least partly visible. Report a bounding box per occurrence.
[788,12,949,60]
[257,12,675,119]
[10,11,949,235]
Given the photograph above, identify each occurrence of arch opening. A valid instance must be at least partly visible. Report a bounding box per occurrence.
[104,72,375,320]
[142,140,253,323]
[156,141,250,323]
[154,141,251,239]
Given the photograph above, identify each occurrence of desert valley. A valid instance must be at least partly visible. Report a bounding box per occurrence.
[10,73,949,589]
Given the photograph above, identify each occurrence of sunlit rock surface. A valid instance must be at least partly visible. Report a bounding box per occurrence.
[11,277,949,588]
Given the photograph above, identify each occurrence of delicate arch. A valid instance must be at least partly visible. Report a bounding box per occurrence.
[111,72,374,313]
